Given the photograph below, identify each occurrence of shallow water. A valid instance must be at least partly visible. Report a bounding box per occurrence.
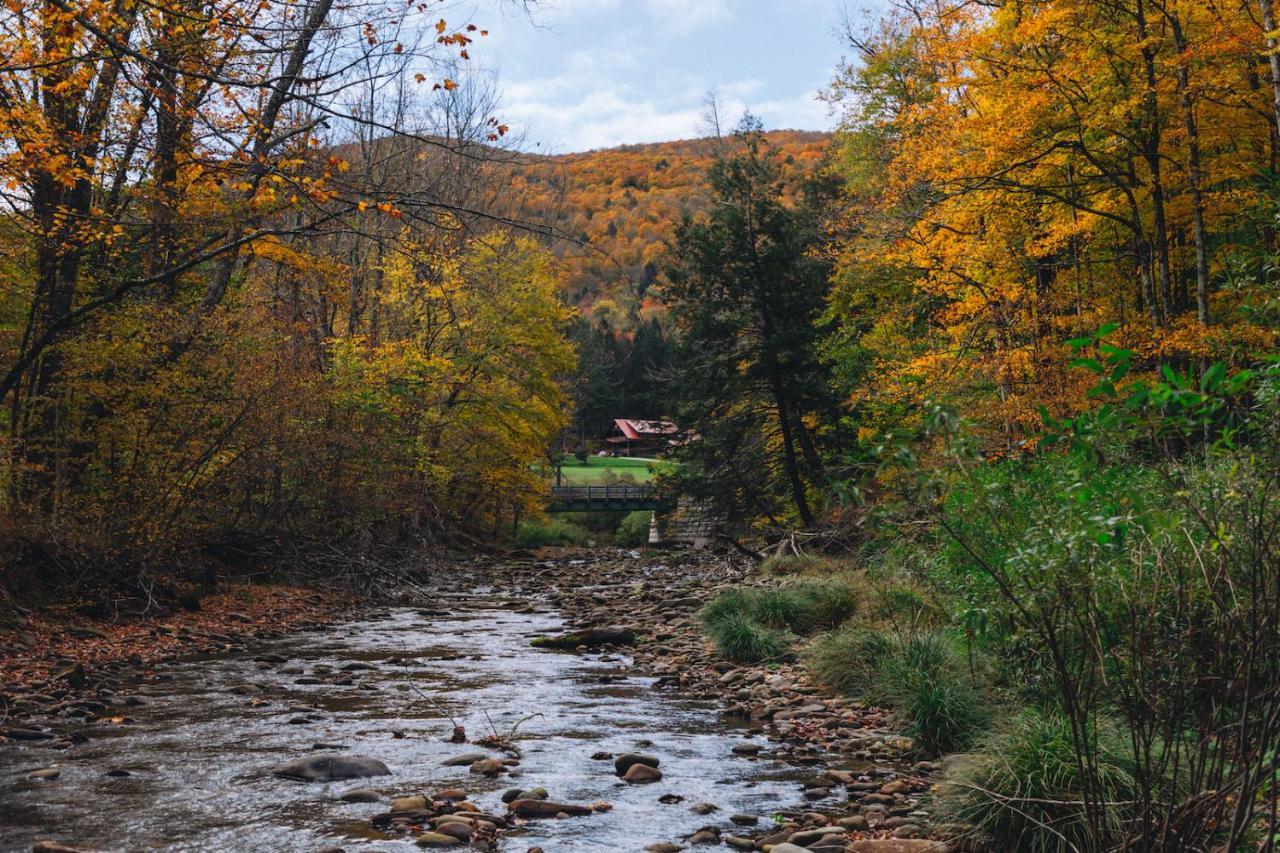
[1,600,812,852]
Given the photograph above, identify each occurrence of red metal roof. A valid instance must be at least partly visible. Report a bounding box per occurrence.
[612,419,678,439]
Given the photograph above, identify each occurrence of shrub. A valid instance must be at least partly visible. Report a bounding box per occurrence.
[514,518,589,548]
[936,710,1138,853]
[614,511,652,547]
[705,612,792,663]
[805,625,894,696]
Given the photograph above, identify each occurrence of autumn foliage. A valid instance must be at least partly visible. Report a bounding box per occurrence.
[826,0,1280,448]
[0,0,570,583]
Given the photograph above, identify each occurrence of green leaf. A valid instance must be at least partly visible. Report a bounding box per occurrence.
[1200,362,1225,392]
[1071,358,1105,375]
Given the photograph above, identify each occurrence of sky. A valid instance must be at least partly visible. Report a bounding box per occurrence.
[471,0,884,153]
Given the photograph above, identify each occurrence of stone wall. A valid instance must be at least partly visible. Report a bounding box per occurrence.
[649,498,716,548]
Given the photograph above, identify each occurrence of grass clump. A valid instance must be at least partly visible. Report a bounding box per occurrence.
[514,518,590,548]
[702,581,858,639]
[760,553,839,576]
[704,612,792,663]
[806,629,986,757]
[875,634,986,756]
[614,510,652,547]
[936,710,1138,853]
[805,625,894,696]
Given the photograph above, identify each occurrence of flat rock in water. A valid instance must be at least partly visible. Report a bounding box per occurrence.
[5,727,56,741]
[339,788,381,802]
[506,799,594,818]
[441,752,491,767]
[272,754,390,782]
[531,627,637,649]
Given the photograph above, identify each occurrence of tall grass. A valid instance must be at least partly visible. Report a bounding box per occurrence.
[936,710,1139,853]
[805,625,894,697]
[704,612,792,663]
[701,582,857,637]
[807,630,986,757]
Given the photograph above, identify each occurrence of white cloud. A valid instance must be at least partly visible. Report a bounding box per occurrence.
[479,0,841,151]
[643,0,732,33]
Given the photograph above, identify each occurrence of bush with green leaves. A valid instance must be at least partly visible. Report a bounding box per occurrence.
[894,338,1280,847]
[614,511,652,547]
[514,518,590,548]
[936,710,1139,853]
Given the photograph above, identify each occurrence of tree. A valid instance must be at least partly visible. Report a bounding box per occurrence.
[663,117,834,530]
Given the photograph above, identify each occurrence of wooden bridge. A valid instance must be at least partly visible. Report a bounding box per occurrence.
[547,484,673,513]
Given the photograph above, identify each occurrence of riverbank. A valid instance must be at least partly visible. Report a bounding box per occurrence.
[2,550,950,852]
[0,583,350,709]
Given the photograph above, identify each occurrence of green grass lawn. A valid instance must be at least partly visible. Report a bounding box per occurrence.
[556,456,655,485]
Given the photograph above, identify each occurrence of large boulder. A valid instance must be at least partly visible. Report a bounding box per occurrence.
[613,753,660,776]
[272,754,390,782]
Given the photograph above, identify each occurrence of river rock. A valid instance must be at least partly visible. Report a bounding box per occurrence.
[469,758,505,776]
[435,822,473,841]
[32,842,93,853]
[845,842,950,853]
[28,768,61,780]
[339,788,381,803]
[5,727,56,741]
[272,754,390,782]
[391,796,429,812]
[441,752,491,767]
[530,627,637,649]
[790,828,844,846]
[507,799,593,818]
[766,845,813,853]
[614,753,660,775]
[414,832,460,848]
[623,763,663,784]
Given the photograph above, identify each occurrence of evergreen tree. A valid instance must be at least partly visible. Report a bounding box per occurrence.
[664,117,835,530]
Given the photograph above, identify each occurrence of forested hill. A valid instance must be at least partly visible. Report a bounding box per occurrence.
[513,131,831,325]
[502,131,831,434]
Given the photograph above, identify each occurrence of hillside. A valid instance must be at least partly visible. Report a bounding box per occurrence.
[512,131,832,329]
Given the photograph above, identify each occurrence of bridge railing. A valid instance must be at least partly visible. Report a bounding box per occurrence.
[550,484,652,502]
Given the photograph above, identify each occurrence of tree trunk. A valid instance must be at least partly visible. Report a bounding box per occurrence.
[1262,0,1280,132]
[1137,2,1173,322]
[1172,15,1211,325]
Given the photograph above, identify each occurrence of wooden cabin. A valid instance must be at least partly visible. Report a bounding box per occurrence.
[604,418,680,457]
